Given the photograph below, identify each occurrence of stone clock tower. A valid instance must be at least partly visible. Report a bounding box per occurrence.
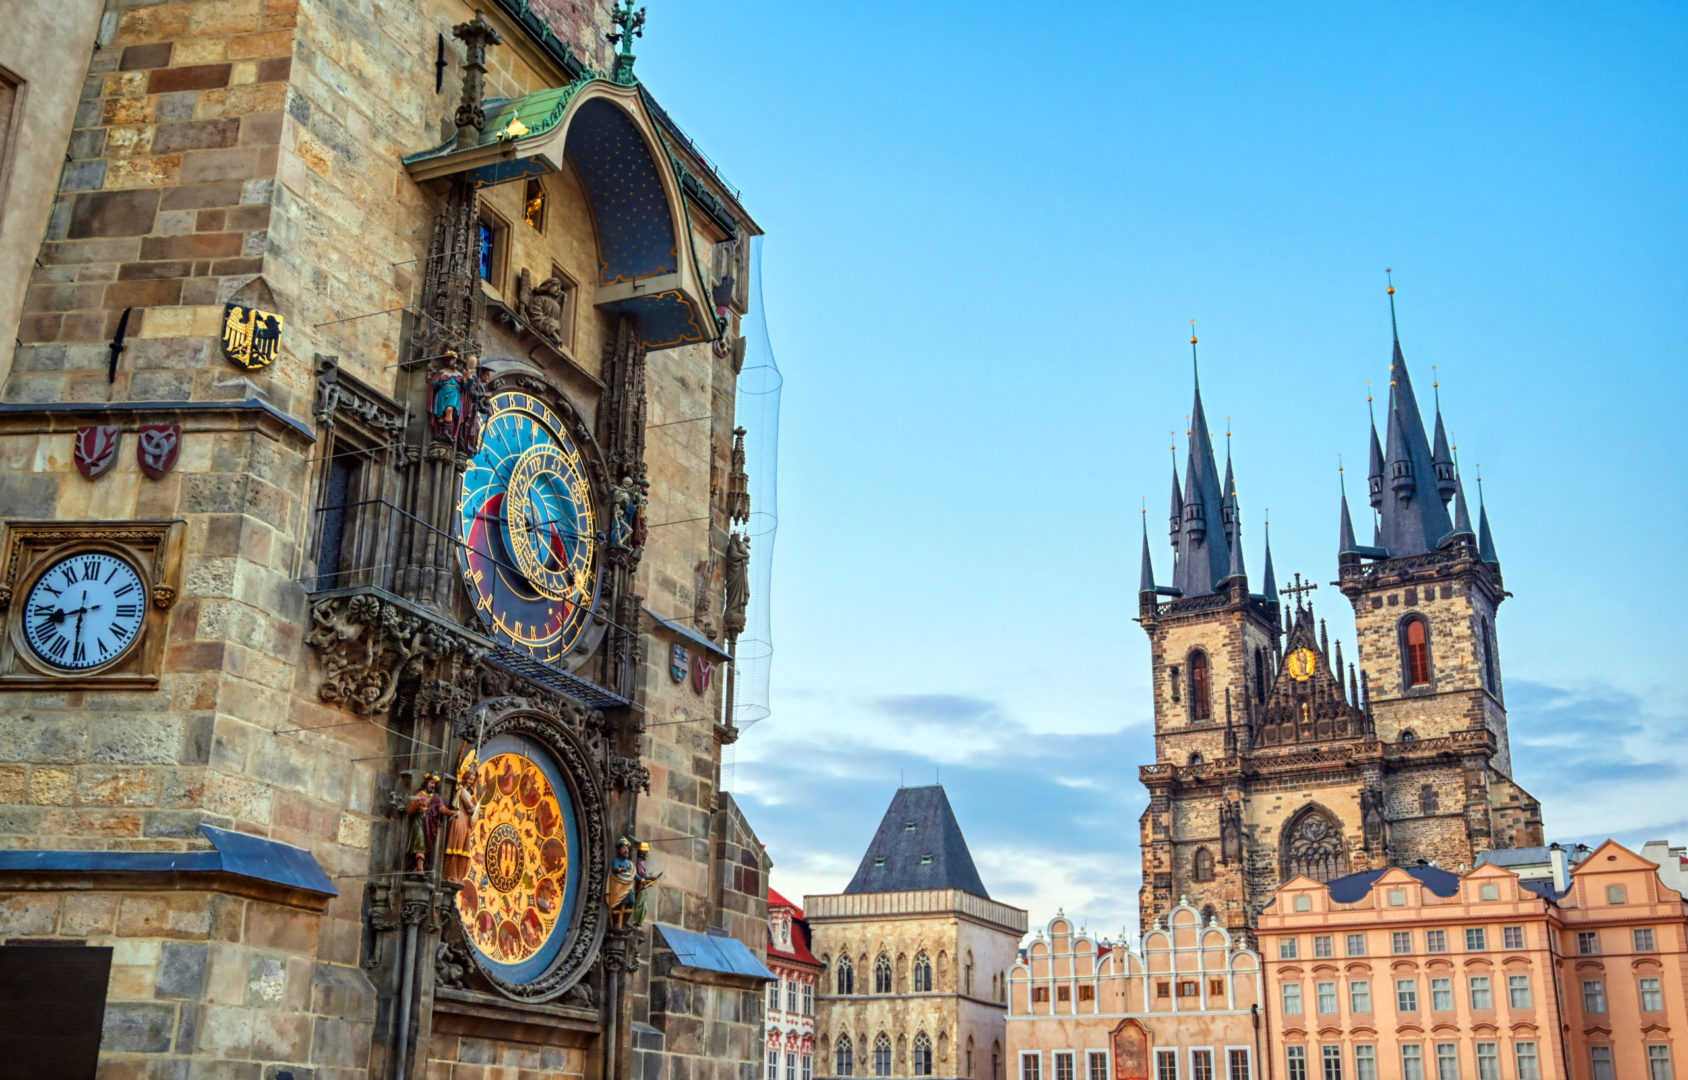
[0,2,775,1079]
[1137,310,1543,938]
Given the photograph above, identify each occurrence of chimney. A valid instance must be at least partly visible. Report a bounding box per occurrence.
[1549,843,1568,894]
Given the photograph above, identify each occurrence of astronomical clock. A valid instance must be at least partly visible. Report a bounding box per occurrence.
[458,389,605,665]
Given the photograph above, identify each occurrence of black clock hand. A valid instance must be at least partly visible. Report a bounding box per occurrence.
[73,607,86,657]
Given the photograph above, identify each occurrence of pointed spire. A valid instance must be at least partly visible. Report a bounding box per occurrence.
[1319,618,1330,661]
[1168,438,1183,541]
[1449,473,1474,543]
[1334,639,1346,703]
[1171,322,1234,597]
[1477,469,1500,565]
[1367,385,1385,511]
[1261,514,1278,602]
[1139,508,1158,595]
[1374,271,1453,555]
[1349,663,1360,708]
[1431,392,1457,504]
[1339,462,1359,556]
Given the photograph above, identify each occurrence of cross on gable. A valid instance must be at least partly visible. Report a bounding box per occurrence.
[1281,573,1318,606]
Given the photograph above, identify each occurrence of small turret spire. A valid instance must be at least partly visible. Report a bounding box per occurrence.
[1339,459,1359,556]
[1168,435,1183,541]
[1367,384,1385,511]
[1477,468,1500,565]
[1334,639,1346,702]
[1431,367,1457,504]
[1261,512,1278,602]
[1139,505,1157,595]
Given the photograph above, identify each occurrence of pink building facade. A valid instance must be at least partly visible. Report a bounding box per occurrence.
[767,888,824,1080]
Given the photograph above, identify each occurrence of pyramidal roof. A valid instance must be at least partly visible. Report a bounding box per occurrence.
[843,785,989,899]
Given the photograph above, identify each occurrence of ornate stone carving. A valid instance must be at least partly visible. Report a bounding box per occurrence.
[607,754,650,794]
[1219,801,1242,864]
[304,593,485,715]
[517,268,570,346]
[726,426,750,524]
[436,939,472,989]
[452,11,503,145]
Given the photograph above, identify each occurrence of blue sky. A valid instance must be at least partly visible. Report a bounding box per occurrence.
[641,3,1688,938]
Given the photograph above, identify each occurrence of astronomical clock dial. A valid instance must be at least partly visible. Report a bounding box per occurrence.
[459,391,601,662]
[1287,646,1318,682]
[22,551,147,672]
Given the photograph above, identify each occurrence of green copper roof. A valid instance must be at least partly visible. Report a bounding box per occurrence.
[403,77,602,166]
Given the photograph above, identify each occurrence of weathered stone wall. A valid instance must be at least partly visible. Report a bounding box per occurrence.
[0,884,374,1080]
[0,0,106,386]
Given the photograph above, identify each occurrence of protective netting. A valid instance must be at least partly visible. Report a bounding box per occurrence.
[730,236,780,730]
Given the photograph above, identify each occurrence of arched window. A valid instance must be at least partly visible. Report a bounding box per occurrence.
[1193,846,1215,882]
[836,955,854,996]
[1402,616,1432,687]
[873,1034,892,1077]
[965,951,974,996]
[1189,752,1204,766]
[1255,647,1268,703]
[1481,616,1499,692]
[913,1033,934,1076]
[1202,902,1217,924]
[836,1035,854,1077]
[992,1041,1002,1080]
[1401,729,1416,743]
[913,952,933,992]
[1281,806,1347,883]
[873,953,892,995]
[966,1036,975,1078]
[1420,784,1437,815]
[1190,651,1212,720]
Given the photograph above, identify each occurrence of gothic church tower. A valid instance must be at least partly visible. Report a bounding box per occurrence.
[1137,306,1543,938]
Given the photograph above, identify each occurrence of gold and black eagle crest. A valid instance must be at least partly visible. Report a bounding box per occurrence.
[221,303,284,371]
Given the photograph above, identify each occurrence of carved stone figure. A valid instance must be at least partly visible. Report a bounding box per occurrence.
[443,751,479,884]
[1362,789,1387,852]
[607,836,636,928]
[519,269,569,343]
[722,532,751,637]
[726,426,750,524]
[461,364,491,453]
[405,773,445,874]
[1220,800,1242,864]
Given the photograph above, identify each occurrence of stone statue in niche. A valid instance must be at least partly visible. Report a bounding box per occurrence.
[404,773,445,875]
[1361,789,1387,852]
[722,532,751,637]
[1220,800,1242,864]
[518,268,569,345]
[461,365,491,454]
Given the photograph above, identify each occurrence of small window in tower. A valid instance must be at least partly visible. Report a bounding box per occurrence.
[1403,617,1432,687]
[524,176,547,231]
[873,857,885,867]
[1255,648,1268,704]
[1420,784,1437,814]
[1194,847,1215,883]
[1190,652,1212,721]
[904,822,917,831]
[478,210,510,289]
[920,854,933,865]
[1169,665,1181,702]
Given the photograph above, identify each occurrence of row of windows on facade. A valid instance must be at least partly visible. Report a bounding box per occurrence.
[1029,976,1229,1005]
[1275,921,1656,958]
[1278,971,1667,1016]
[768,1050,813,1080]
[1022,1048,1252,1080]
[1170,613,1502,722]
[830,953,1002,999]
[768,976,816,1016]
[829,1032,954,1077]
[1281,1040,1673,1080]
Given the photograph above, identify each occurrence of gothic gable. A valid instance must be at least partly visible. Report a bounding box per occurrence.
[1253,608,1368,748]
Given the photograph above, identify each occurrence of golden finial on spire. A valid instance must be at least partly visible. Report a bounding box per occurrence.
[1386,267,1395,295]
[1190,318,1197,346]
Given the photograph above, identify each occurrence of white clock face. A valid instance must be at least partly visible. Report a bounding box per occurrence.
[23,552,146,671]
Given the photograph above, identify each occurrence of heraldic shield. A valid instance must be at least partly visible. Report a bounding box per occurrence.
[74,425,120,479]
[137,424,181,479]
[691,654,712,695]
[670,644,688,683]
[221,303,284,370]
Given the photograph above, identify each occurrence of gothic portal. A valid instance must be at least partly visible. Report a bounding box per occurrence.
[1136,314,1543,935]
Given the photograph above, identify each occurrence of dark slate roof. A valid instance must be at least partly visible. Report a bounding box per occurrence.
[1325,865,1462,903]
[1376,329,1455,557]
[1171,361,1237,598]
[844,786,989,899]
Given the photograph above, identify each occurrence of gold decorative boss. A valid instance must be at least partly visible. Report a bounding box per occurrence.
[221,303,285,371]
